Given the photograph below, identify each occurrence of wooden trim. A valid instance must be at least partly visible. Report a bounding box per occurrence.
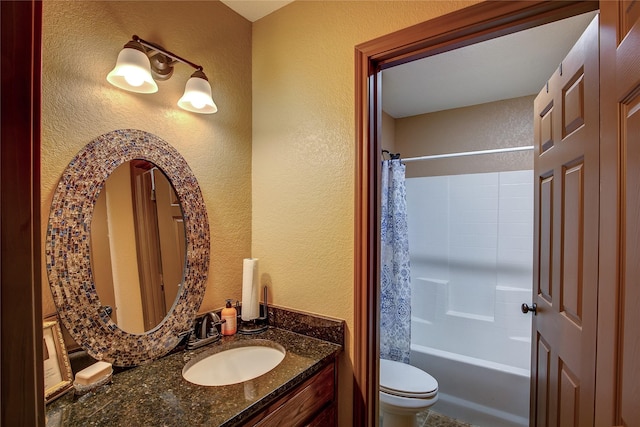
[352,2,598,425]
[595,4,620,426]
[353,46,381,427]
[1,0,44,425]
[358,1,598,71]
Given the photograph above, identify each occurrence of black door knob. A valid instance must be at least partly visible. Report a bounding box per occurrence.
[521,303,537,315]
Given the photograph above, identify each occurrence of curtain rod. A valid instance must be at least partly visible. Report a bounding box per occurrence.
[401,146,534,162]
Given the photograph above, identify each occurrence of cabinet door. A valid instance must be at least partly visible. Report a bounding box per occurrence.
[249,361,336,427]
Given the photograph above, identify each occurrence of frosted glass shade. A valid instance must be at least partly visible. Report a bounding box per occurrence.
[107,47,158,94]
[177,75,218,114]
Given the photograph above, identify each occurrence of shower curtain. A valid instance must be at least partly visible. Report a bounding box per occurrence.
[380,159,411,363]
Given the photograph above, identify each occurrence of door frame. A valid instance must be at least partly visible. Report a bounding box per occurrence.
[353,1,600,425]
[1,1,44,425]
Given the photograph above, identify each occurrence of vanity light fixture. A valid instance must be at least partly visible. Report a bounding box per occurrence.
[107,35,218,114]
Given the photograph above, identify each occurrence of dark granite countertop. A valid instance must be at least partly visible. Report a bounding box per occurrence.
[45,327,341,426]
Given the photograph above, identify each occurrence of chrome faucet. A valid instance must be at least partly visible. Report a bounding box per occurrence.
[187,312,225,350]
[199,312,222,339]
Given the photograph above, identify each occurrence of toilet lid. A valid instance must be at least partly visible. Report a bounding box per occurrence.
[380,359,438,399]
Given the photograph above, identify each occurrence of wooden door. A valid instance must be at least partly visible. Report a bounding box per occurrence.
[603,1,640,425]
[154,171,185,313]
[131,163,167,330]
[531,16,599,427]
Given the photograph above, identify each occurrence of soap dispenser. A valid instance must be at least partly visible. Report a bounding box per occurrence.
[221,299,237,335]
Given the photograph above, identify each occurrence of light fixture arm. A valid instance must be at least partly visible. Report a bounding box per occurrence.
[132,35,203,72]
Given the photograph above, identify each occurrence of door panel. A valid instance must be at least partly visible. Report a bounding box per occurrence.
[561,161,584,326]
[607,1,640,425]
[532,15,599,427]
[562,72,585,137]
[540,102,554,153]
[536,336,551,426]
[558,362,579,427]
[621,99,640,426]
[539,175,553,303]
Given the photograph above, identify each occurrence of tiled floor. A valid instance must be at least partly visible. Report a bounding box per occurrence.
[417,409,472,427]
[380,409,472,427]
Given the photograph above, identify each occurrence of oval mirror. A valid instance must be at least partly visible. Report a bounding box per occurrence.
[46,129,209,366]
[91,160,186,334]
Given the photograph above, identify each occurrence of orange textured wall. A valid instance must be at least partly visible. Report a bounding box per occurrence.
[40,1,482,425]
[395,96,535,177]
[41,1,252,317]
[251,2,478,424]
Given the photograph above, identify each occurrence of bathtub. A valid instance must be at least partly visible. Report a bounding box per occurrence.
[409,279,532,426]
[410,343,529,427]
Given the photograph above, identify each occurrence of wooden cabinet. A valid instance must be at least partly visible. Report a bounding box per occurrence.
[245,359,337,427]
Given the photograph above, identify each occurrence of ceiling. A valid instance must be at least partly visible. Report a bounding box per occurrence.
[220,0,293,22]
[382,11,599,118]
[219,2,597,119]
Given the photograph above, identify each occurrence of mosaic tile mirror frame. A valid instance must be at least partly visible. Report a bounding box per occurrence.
[46,129,210,366]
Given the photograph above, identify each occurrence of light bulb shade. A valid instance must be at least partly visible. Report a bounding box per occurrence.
[177,72,218,114]
[107,45,158,94]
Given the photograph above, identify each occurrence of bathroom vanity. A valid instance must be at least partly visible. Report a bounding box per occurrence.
[43,130,344,426]
[45,327,340,426]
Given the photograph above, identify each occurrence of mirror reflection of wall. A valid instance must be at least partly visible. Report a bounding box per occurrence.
[90,160,185,334]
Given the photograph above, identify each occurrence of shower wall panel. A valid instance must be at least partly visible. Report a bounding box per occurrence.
[406,170,533,368]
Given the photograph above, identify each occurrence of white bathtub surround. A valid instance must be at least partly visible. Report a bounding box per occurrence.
[405,170,533,426]
[411,280,531,369]
[380,159,412,363]
[411,345,528,427]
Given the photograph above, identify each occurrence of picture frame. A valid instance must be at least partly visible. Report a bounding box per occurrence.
[43,318,73,403]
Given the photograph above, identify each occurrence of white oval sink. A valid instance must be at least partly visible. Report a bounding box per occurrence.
[182,342,286,386]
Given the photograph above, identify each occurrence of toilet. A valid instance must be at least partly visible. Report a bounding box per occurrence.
[379,358,439,427]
